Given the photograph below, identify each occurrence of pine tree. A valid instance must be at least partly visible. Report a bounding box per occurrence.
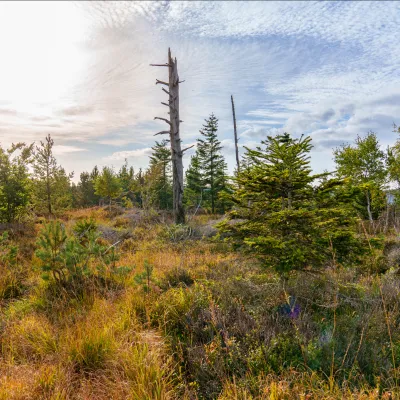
[197,113,229,214]
[94,166,122,209]
[118,159,134,194]
[118,159,136,208]
[33,134,72,216]
[185,154,202,208]
[90,165,100,182]
[216,159,231,214]
[36,220,126,288]
[74,170,99,208]
[133,168,145,208]
[148,140,172,210]
[219,133,367,275]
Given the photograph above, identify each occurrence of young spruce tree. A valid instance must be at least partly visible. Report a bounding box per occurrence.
[118,159,136,208]
[75,170,100,208]
[197,113,229,214]
[185,154,202,208]
[148,140,172,210]
[219,133,366,276]
[94,166,122,209]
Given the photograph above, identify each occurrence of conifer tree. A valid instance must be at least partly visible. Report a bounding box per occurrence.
[79,172,95,206]
[197,113,229,213]
[74,170,100,208]
[148,140,172,210]
[94,166,122,209]
[133,168,145,207]
[90,165,100,182]
[185,154,202,208]
[219,133,366,275]
[33,134,72,216]
[118,159,136,207]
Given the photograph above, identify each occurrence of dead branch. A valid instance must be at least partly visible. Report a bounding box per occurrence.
[162,87,170,95]
[181,144,195,154]
[150,63,170,67]
[154,117,171,125]
[103,239,123,255]
[155,130,170,136]
[156,79,169,86]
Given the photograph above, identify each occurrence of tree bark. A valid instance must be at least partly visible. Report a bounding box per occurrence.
[46,169,52,216]
[384,191,390,233]
[231,95,240,174]
[152,48,185,224]
[366,191,373,224]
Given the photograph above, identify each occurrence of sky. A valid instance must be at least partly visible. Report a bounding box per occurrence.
[0,1,399,181]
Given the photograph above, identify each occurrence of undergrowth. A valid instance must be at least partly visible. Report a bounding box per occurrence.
[0,207,399,399]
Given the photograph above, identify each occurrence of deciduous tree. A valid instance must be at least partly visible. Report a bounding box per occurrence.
[0,142,33,222]
[334,132,387,222]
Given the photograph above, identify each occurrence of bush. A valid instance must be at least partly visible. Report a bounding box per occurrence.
[0,231,27,300]
[35,220,131,295]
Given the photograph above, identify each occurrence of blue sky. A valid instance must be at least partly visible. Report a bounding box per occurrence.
[0,1,399,180]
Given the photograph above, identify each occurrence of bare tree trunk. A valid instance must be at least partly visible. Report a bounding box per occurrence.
[366,191,373,225]
[384,192,391,233]
[231,95,240,174]
[152,48,190,224]
[384,205,390,233]
[46,172,52,216]
[168,50,185,224]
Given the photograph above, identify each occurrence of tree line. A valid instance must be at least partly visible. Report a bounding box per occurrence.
[1,116,400,230]
[0,113,230,221]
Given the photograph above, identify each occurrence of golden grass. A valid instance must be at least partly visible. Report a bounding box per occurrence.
[1,211,398,400]
[1,290,181,399]
[2,313,58,363]
[218,372,397,400]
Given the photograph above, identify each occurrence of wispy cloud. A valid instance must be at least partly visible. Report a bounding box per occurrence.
[0,1,399,176]
[107,147,153,161]
[53,145,88,155]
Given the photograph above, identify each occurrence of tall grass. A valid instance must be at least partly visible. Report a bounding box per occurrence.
[0,208,399,399]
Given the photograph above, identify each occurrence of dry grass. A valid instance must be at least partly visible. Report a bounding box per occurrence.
[1,210,399,399]
[218,372,397,399]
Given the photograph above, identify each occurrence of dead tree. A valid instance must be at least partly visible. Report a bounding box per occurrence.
[151,48,191,224]
[231,95,240,174]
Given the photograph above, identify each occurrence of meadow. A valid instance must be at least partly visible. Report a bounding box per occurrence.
[0,205,399,399]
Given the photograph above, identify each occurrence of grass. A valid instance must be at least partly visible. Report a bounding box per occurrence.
[0,206,399,399]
